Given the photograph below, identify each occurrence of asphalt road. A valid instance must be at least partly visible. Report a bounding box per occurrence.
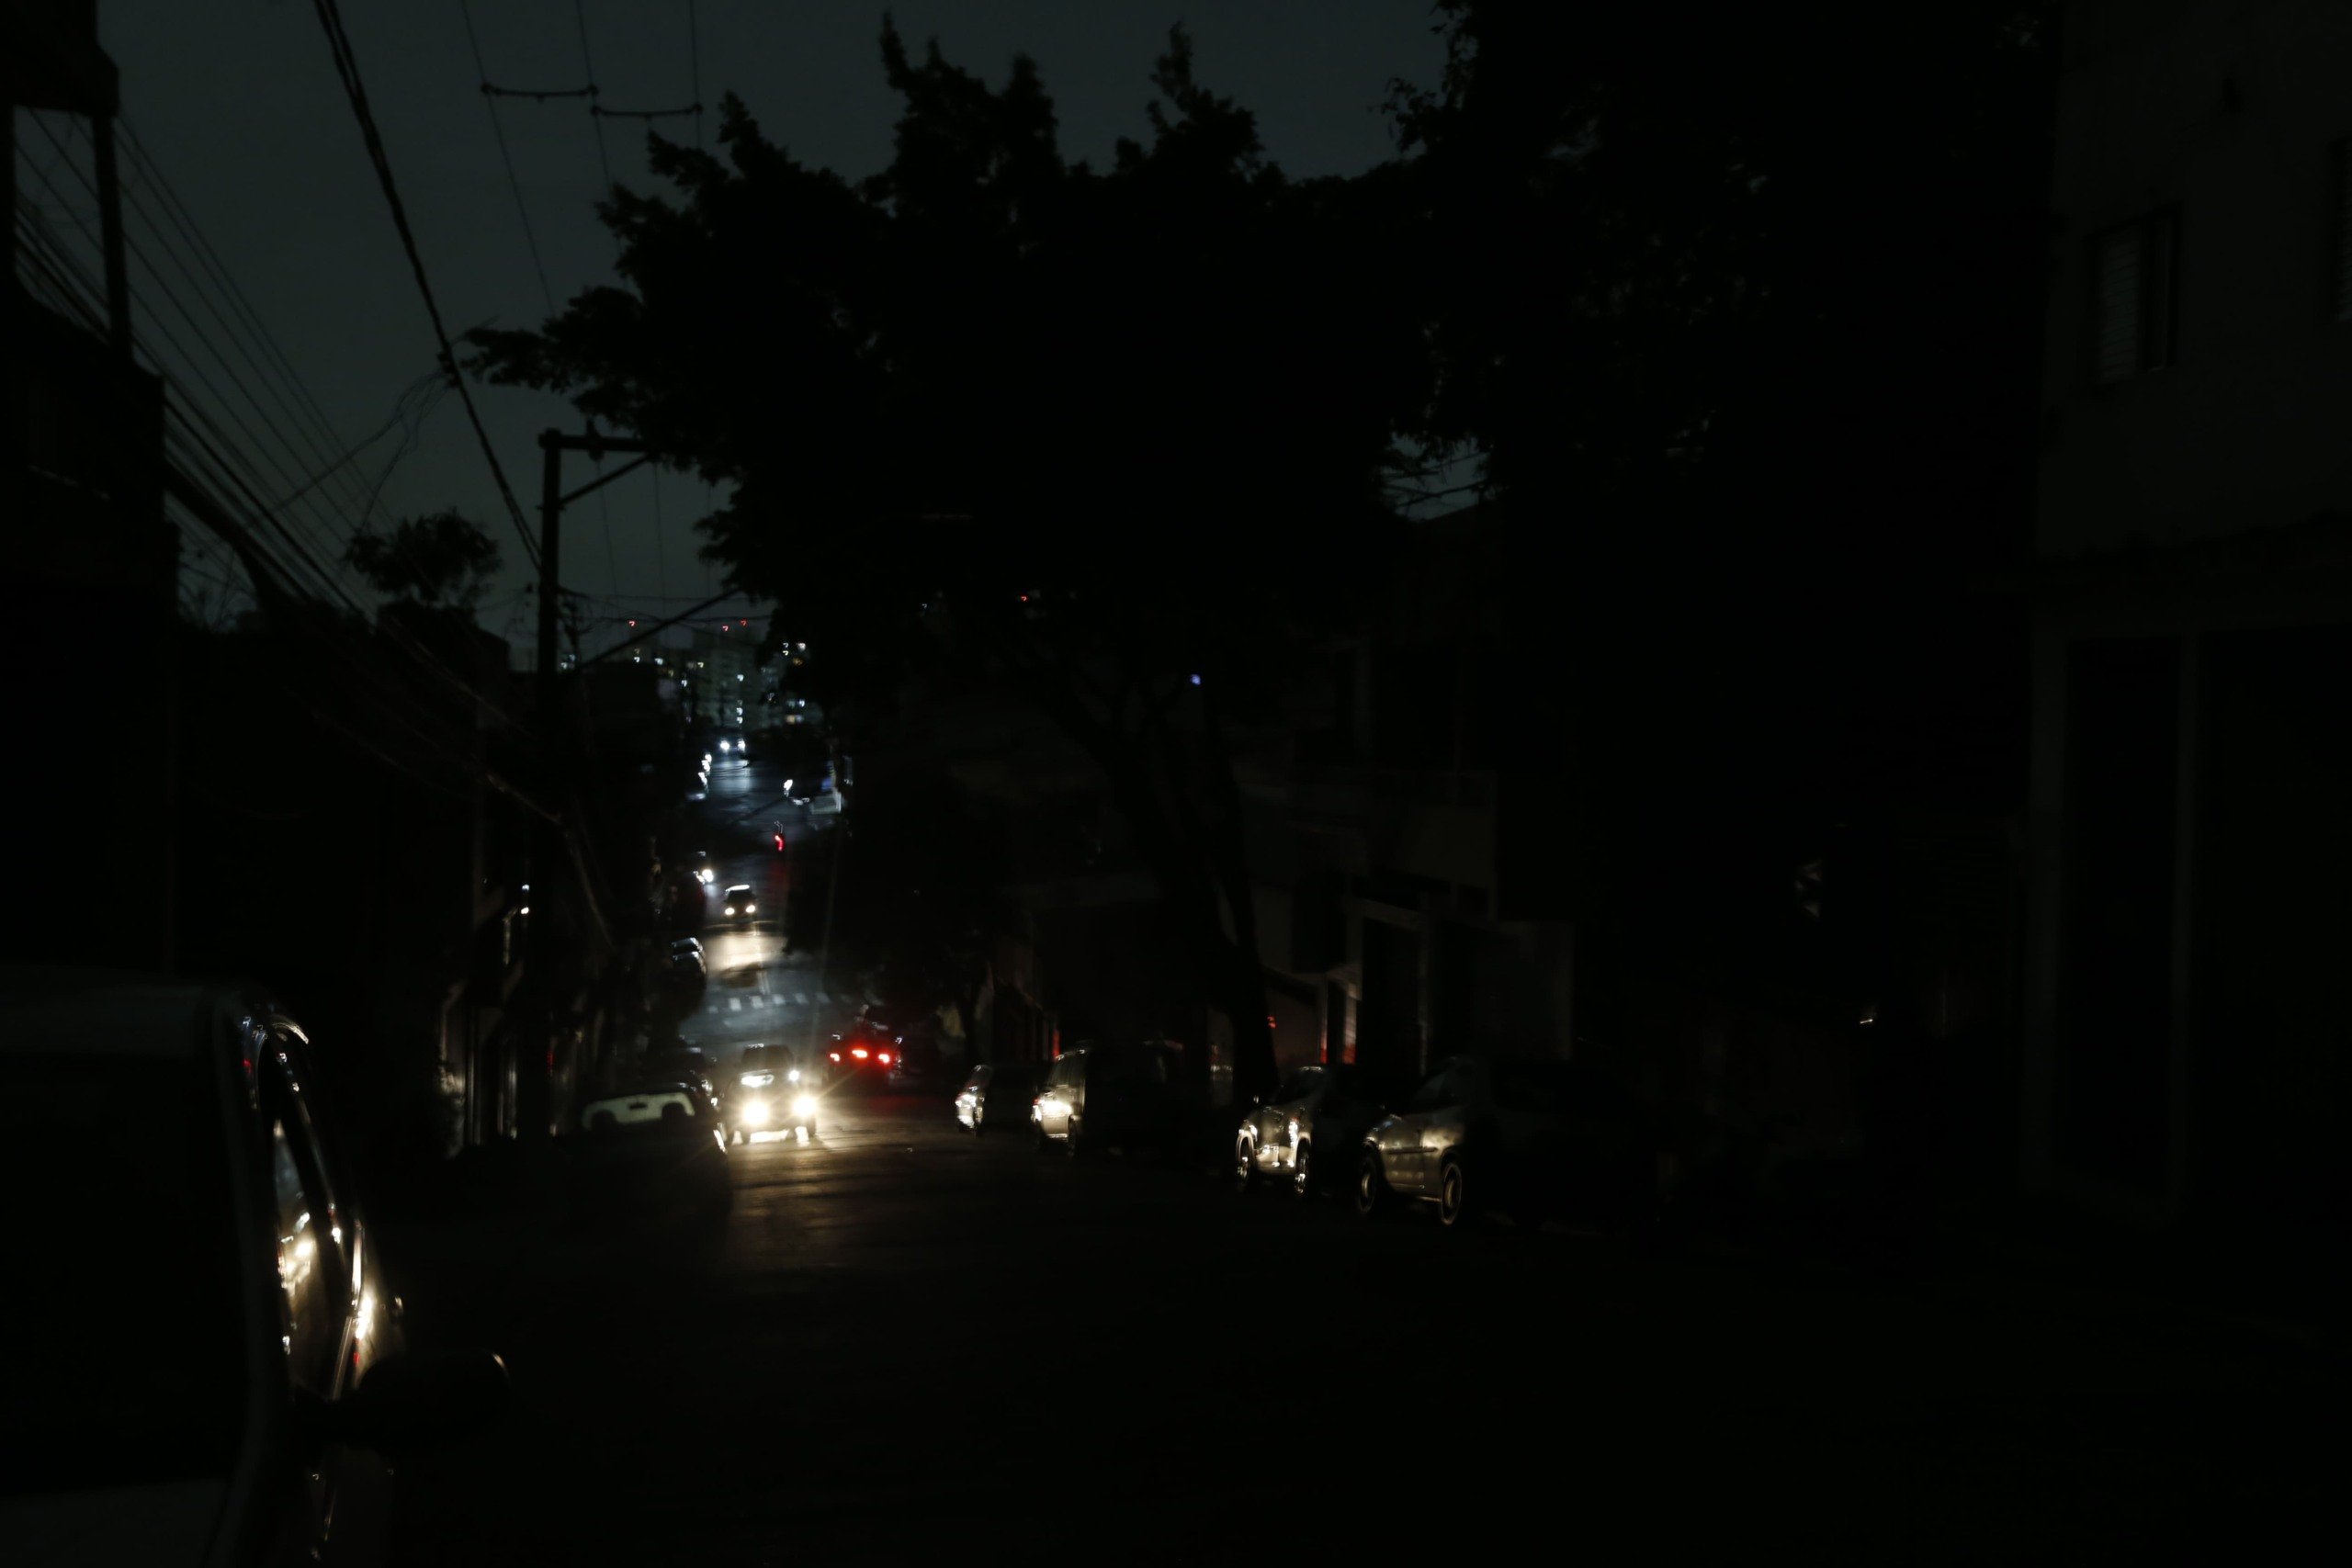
[676,751,863,1058]
[384,1089,2341,1563]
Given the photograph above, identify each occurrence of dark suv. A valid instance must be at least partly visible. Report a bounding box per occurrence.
[0,971,507,1561]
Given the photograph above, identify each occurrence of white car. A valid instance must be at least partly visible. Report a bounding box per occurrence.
[721,884,757,922]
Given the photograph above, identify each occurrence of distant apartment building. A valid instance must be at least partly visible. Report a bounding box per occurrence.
[2024,0,2352,1229]
[682,625,795,733]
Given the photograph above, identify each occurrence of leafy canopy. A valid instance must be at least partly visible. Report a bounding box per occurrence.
[469,22,1428,707]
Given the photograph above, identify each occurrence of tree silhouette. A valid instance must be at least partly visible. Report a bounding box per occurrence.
[469,23,1430,1101]
[343,510,502,610]
[1387,0,2055,987]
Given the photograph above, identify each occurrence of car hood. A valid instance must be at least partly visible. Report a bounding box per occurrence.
[0,1480,228,1566]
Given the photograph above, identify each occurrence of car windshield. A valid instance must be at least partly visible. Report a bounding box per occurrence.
[1487,1061,1600,1116]
[2,1048,246,1497]
[1096,1047,1172,1087]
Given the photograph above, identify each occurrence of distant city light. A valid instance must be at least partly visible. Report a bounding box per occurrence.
[1190,673,1202,686]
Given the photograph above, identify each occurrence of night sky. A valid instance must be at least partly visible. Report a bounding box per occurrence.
[68,1,1446,649]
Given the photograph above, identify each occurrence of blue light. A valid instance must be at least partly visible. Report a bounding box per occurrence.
[1190,673,1202,686]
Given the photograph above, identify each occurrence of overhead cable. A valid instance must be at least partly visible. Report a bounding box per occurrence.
[309,0,544,571]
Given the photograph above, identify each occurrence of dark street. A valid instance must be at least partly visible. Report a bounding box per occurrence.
[380,1089,2340,1561]
[15,1,2352,1561]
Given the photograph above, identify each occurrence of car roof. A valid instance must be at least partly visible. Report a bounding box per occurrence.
[725,883,753,894]
[0,968,223,1060]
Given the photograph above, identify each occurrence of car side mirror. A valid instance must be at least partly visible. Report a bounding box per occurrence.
[324,1348,510,1458]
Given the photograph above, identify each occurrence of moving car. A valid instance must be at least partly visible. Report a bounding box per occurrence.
[721,884,758,923]
[823,1029,899,1087]
[1234,1062,1381,1199]
[1032,1041,1190,1156]
[954,1061,1042,1134]
[723,1043,820,1143]
[1354,1055,1664,1232]
[565,1081,733,1223]
[691,851,717,886]
[0,971,508,1562]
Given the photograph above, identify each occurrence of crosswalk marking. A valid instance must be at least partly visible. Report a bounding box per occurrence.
[793,993,808,1006]
[728,998,742,1012]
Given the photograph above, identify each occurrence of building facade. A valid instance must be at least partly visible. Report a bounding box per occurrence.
[2023,0,2352,1231]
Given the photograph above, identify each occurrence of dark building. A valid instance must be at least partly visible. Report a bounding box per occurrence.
[6,1,176,966]
[2023,0,2352,1238]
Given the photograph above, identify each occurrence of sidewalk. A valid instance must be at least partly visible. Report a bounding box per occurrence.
[1961,1202,2352,1366]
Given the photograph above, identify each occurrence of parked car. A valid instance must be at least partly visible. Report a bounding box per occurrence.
[722,1043,820,1143]
[1032,1041,1191,1157]
[0,971,508,1562]
[720,884,758,923]
[955,1062,1042,1134]
[657,939,707,1012]
[1354,1055,1665,1232]
[1234,1062,1381,1199]
[565,1081,733,1223]
[639,1046,722,1103]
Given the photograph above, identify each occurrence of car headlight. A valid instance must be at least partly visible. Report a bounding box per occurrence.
[742,1101,771,1125]
[786,1068,801,1083]
[740,1072,775,1088]
[742,902,755,913]
[791,1093,818,1119]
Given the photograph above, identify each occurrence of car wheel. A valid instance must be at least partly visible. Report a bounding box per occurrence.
[1233,1137,1258,1192]
[1438,1155,1477,1230]
[1355,1153,1398,1221]
[1291,1142,1314,1200]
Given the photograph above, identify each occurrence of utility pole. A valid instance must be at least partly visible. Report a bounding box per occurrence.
[524,427,655,1137]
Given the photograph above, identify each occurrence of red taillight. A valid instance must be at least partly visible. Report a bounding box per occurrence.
[851,1047,869,1060]
[878,1051,892,1065]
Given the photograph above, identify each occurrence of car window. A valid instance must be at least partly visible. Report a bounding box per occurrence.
[265,1059,348,1394]
[1408,1066,1457,1112]
[1098,1047,1171,1088]
[1273,1067,1323,1104]
[1489,1062,1599,1117]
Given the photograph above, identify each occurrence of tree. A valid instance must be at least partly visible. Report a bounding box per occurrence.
[343,510,502,610]
[1386,0,2057,990]
[469,23,1432,1101]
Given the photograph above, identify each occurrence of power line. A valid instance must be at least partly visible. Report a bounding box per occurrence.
[571,0,616,197]
[17,141,379,603]
[308,0,544,573]
[456,0,558,311]
[690,0,705,148]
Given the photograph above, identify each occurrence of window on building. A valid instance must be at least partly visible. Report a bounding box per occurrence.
[2088,208,2178,383]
